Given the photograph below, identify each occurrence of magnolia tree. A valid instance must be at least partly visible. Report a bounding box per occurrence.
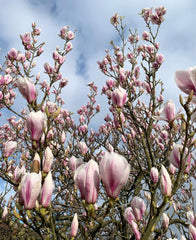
[0,6,196,240]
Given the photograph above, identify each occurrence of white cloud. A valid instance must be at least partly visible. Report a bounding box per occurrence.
[0,0,196,121]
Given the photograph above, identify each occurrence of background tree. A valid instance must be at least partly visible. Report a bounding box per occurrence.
[0,6,195,240]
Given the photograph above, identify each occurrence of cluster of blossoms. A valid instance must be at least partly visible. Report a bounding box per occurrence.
[0,5,196,240]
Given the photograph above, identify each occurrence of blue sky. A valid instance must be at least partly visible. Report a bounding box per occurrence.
[0,0,196,121]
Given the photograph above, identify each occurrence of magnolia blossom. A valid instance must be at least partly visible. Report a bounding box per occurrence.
[100,151,130,199]
[27,111,46,141]
[42,147,53,173]
[162,213,169,228]
[71,213,78,237]
[20,172,41,209]
[40,171,54,207]
[150,167,159,183]
[180,236,186,240]
[187,211,196,226]
[110,13,119,27]
[169,163,176,175]
[153,100,181,122]
[175,66,196,97]
[124,207,135,225]
[69,156,83,172]
[131,196,146,221]
[74,159,100,204]
[61,131,66,143]
[2,206,8,219]
[7,48,18,60]
[169,143,191,173]
[3,141,17,158]
[131,221,141,240]
[111,86,128,108]
[189,224,196,240]
[78,141,88,155]
[160,165,172,197]
[13,165,26,183]
[17,77,37,103]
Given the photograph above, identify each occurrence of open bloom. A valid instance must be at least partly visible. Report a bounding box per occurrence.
[27,111,46,141]
[20,172,41,209]
[169,143,191,173]
[7,48,18,60]
[131,196,146,221]
[17,77,37,103]
[160,165,172,197]
[40,171,54,207]
[111,86,128,108]
[100,151,130,199]
[74,160,100,204]
[3,141,17,158]
[175,66,196,97]
[153,100,181,122]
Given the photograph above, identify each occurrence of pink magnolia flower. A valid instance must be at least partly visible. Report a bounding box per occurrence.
[131,221,141,240]
[100,151,130,199]
[17,77,37,103]
[59,26,67,39]
[162,213,169,228]
[169,143,191,173]
[153,100,181,122]
[110,13,119,27]
[69,156,83,172]
[74,159,100,204]
[175,66,196,97]
[20,172,41,209]
[27,111,46,141]
[155,54,165,65]
[142,31,150,40]
[169,163,176,175]
[40,171,54,207]
[3,141,17,158]
[67,31,75,40]
[150,167,159,183]
[111,86,128,108]
[160,165,172,197]
[44,62,53,74]
[61,131,66,143]
[7,48,18,60]
[71,213,78,237]
[187,211,196,226]
[42,147,53,173]
[78,141,88,155]
[2,206,8,219]
[21,33,31,44]
[13,165,26,183]
[131,196,146,221]
[189,224,196,240]
[124,207,135,225]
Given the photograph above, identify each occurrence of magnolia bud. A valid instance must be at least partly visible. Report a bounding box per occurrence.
[71,213,78,237]
[150,167,159,183]
[160,165,172,197]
